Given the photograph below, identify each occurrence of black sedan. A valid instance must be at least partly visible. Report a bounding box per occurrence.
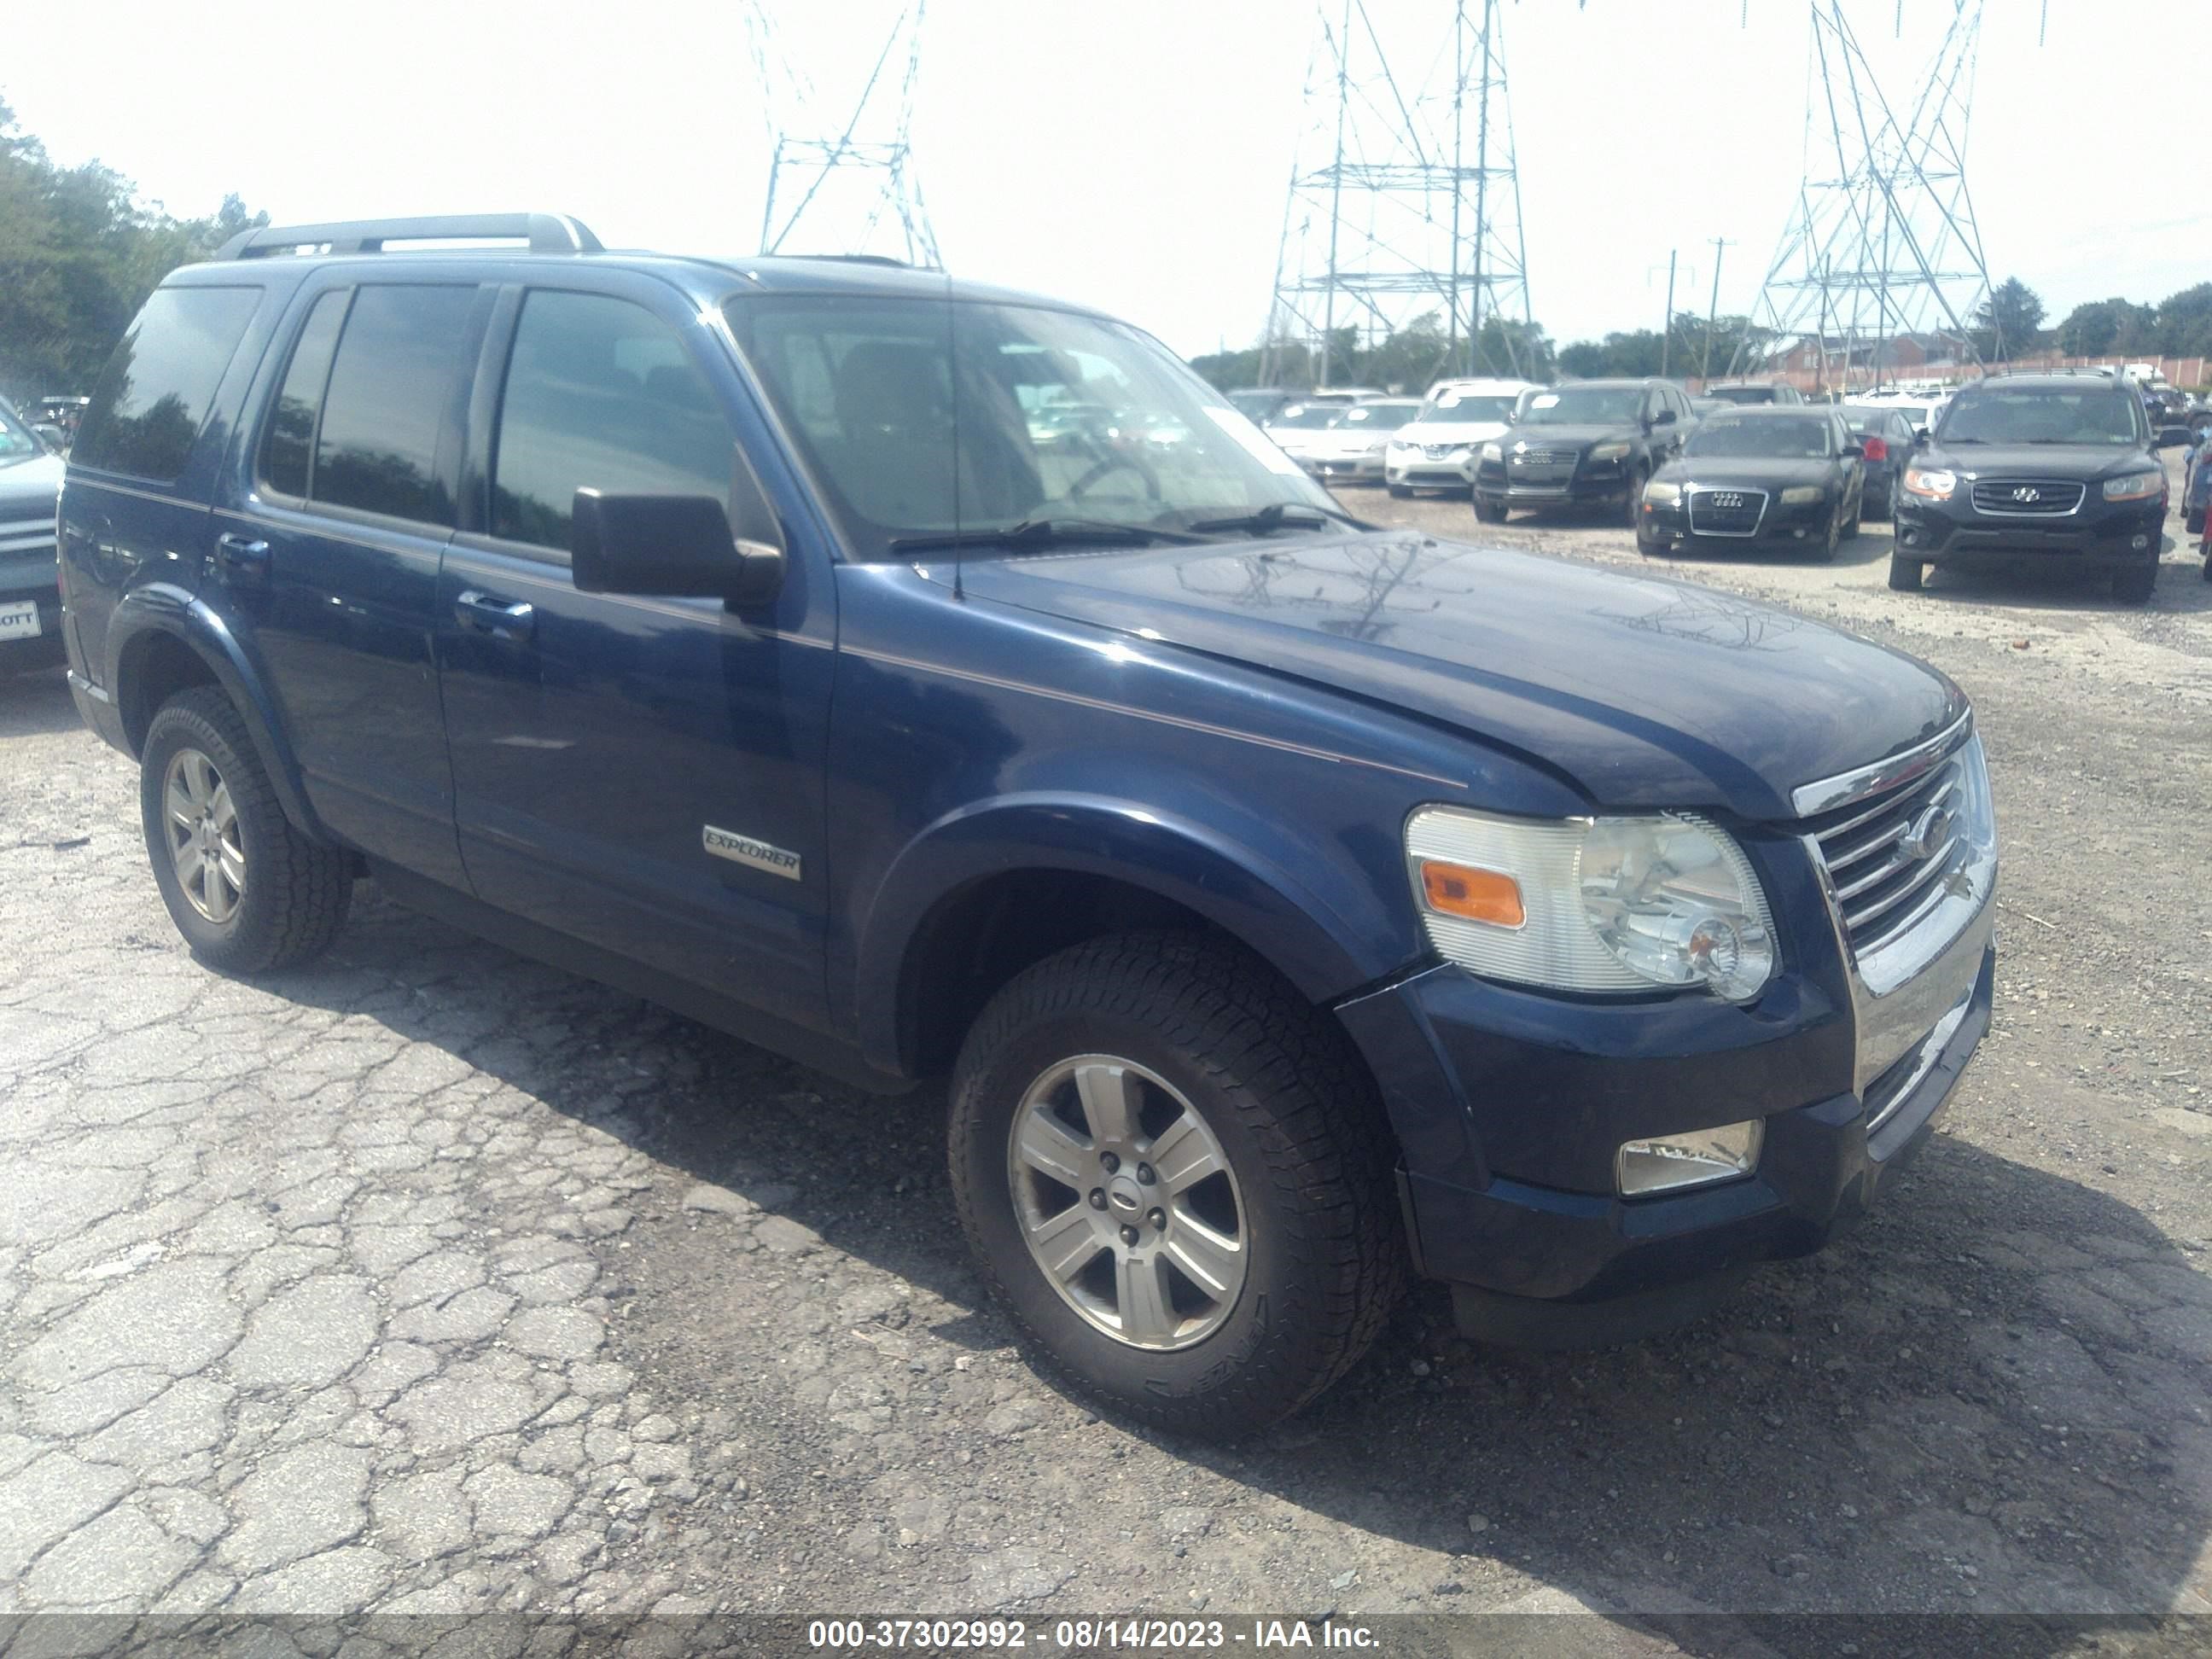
[1636,407,1865,561]
[1837,404,1917,520]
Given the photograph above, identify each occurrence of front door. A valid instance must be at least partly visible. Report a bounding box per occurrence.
[436,278,836,1032]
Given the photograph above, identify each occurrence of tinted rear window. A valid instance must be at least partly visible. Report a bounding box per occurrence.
[73,286,263,481]
[313,285,479,525]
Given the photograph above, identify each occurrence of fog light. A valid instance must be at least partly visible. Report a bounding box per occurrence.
[1617,1121,1763,1196]
[2132,533,2150,550]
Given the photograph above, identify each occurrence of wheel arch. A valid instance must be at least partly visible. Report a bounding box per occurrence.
[108,590,328,843]
[855,795,1405,1081]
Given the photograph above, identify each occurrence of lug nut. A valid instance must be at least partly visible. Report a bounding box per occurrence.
[1136,1162,1155,1185]
[1148,1208,1166,1230]
[1120,1225,1141,1247]
[1099,1152,1121,1174]
[1087,1189,1108,1211]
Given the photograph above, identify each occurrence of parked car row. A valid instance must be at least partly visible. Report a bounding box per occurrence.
[0,396,67,673]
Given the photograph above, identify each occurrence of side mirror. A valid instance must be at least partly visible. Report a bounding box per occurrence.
[31,423,67,452]
[570,445,787,605]
[1842,442,1865,458]
[1649,406,1677,428]
[1912,426,1930,444]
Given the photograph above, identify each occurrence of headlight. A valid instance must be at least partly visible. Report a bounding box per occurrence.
[1643,480,1681,504]
[1589,440,1632,463]
[1387,441,1412,455]
[1779,485,1825,505]
[1405,808,1776,1002]
[2103,470,2163,501]
[1481,441,1504,463]
[1903,466,1956,499]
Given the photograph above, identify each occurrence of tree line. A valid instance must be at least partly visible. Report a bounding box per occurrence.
[0,98,265,404]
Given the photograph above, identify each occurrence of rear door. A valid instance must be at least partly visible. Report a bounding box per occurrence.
[435,273,836,1031]
[229,280,489,887]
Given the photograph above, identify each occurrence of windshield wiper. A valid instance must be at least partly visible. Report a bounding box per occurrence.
[888,517,1208,554]
[1185,500,1370,538]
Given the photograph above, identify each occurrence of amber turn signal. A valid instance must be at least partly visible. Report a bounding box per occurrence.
[1418,860,1525,928]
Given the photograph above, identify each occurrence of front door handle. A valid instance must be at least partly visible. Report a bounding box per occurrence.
[214,533,271,586]
[454,590,536,642]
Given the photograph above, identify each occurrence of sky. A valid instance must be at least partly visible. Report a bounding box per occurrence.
[5,0,2204,359]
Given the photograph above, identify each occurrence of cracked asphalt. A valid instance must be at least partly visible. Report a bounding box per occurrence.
[1,461,2209,1647]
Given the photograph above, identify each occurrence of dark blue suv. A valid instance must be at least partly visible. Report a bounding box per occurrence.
[60,214,1999,1435]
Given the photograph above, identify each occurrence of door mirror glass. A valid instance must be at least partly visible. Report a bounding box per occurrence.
[1842,441,1865,458]
[1649,405,1676,428]
[31,423,67,452]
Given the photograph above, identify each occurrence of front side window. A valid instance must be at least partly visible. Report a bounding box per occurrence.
[1685,416,1835,459]
[492,291,736,553]
[1939,388,2142,446]
[313,285,479,525]
[73,286,263,481]
[1519,387,1642,426]
[0,400,38,462]
[728,296,1335,559]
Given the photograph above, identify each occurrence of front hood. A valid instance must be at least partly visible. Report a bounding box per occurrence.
[1502,422,1634,451]
[1924,442,2156,481]
[1392,422,1506,448]
[0,453,66,517]
[953,533,1964,819]
[1656,456,1834,489]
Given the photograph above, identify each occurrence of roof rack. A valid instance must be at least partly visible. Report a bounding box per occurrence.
[773,252,911,268]
[215,212,602,260]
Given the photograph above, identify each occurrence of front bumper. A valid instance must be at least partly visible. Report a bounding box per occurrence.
[0,568,65,669]
[1474,461,1636,510]
[1387,452,1478,489]
[1640,493,1836,549]
[1307,453,1388,483]
[1336,886,1994,1334]
[1894,494,2163,566]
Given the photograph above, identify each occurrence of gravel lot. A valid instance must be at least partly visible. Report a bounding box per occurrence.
[2,452,2209,1644]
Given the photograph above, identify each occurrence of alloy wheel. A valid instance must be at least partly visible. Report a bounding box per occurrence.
[163,747,244,923]
[1005,1054,1248,1351]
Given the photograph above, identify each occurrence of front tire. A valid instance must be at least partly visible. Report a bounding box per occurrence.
[948,934,1404,1437]
[1888,553,1924,591]
[1474,495,1508,524]
[139,687,353,973]
[1387,482,1413,499]
[2114,558,2157,604]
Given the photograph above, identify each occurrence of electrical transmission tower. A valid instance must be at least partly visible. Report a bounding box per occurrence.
[1740,0,1994,393]
[747,0,941,267]
[1260,0,1534,391]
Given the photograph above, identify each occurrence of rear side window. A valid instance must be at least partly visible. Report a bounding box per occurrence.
[313,285,478,526]
[73,286,263,481]
[491,291,735,554]
[259,290,351,498]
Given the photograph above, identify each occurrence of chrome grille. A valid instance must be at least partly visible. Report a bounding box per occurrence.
[0,515,56,556]
[1511,448,1576,467]
[1804,751,1970,960]
[1421,444,1460,461]
[1968,478,2084,516]
[1686,487,1767,537]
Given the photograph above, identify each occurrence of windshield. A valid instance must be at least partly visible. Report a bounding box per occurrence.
[1938,388,2141,445]
[725,296,1338,559]
[1704,386,1782,405]
[1226,391,1283,420]
[1685,416,1834,459]
[0,403,39,461]
[1331,403,1420,428]
[1267,405,1342,429]
[1518,387,1641,426]
[1415,394,1516,425]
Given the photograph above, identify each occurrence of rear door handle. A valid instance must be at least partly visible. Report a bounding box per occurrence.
[454,589,536,642]
[214,533,270,586]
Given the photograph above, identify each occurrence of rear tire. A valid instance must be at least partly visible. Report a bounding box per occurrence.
[2186,505,2204,536]
[1842,492,1862,539]
[2114,559,2157,604]
[948,934,1405,1438]
[139,687,353,973]
[1888,553,1924,591]
[1474,496,1509,524]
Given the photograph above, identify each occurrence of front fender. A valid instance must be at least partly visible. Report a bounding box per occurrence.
[852,792,1410,1076]
[108,585,329,843]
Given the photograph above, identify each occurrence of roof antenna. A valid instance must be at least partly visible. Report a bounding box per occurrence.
[946,271,963,602]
